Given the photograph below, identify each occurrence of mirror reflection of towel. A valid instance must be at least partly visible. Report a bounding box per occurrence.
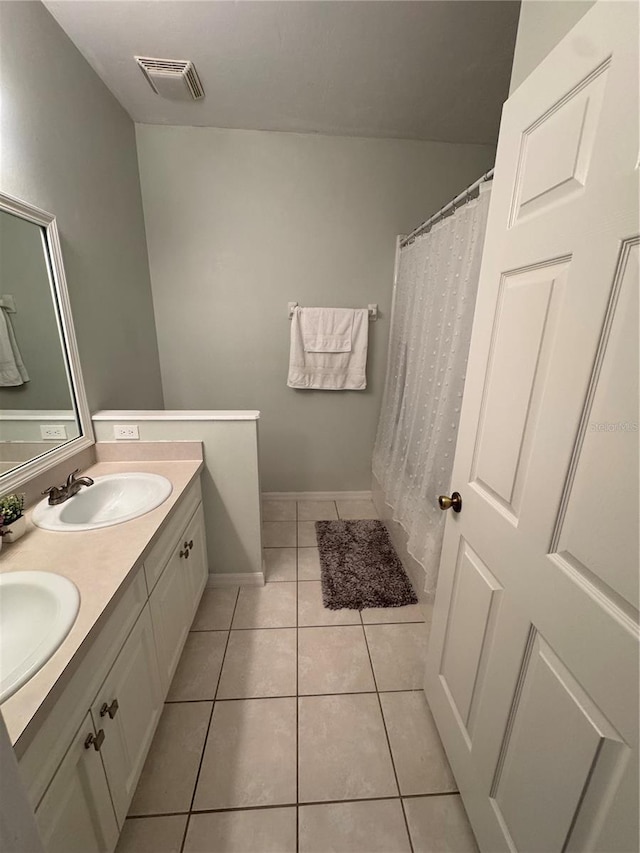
[0,307,29,386]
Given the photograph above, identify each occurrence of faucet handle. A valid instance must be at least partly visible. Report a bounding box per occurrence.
[66,469,81,487]
[42,484,66,505]
[42,484,62,496]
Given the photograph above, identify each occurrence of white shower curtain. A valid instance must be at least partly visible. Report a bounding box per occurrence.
[373,184,491,594]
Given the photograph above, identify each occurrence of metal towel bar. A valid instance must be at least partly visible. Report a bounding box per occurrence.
[288,302,378,321]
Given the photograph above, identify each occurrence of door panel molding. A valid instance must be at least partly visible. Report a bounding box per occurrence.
[551,237,639,611]
[510,58,610,226]
[490,631,628,852]
[471,258,570,519]
[439,539,504,746]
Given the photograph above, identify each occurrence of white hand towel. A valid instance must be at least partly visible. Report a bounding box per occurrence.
[301,307,354,353]
[288,307,368,390]
[0,308,29,387]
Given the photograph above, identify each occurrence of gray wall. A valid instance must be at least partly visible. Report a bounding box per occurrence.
[0,1,163,412]
[509,0,596,92]
[92,415,262,577]
[0,213,74,411]
[137,125,494,492]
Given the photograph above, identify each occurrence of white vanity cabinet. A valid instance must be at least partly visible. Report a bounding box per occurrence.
[148,542,191,694]
[34,713,120,853]
[89,605,163,825]
[183,505,208,614]
[148,505,208,692]
[19,477,208,853]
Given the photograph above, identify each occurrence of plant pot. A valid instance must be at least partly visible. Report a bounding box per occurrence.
[3,515,26,543]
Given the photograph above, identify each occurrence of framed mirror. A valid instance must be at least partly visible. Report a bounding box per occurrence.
[0,192,93,492]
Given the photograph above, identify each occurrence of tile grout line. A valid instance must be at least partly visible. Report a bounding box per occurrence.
[192,618,424,631]
[178,586,241,853]
[263,544,320,549]
[165,687,426,704]
[400,797,414,851]
[361,620,415,853]
[127,790,463,823]
[295,500,299,853]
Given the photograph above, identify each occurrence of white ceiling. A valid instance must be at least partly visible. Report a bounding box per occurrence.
[45,0,520,144]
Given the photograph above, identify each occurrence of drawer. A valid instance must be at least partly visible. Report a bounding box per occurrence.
[143,479,202,594]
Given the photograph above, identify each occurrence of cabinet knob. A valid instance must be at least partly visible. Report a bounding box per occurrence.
[180,548,190,559]
[188,540,194,550]
[100,698,119,719]
[184,539,194,551]
[85,729,105,751]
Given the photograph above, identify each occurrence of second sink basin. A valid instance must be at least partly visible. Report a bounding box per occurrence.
[32,473,173,531]
[0,571,80,704]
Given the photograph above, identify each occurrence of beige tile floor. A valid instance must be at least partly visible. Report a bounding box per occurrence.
[117,499,478,853]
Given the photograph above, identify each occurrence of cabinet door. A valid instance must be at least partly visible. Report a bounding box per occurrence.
[90,605,163,826]
[149,545,190,693]
[35,714,119,853]
[182,504,208,617]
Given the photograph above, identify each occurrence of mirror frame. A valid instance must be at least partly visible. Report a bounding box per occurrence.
[0,191,93,493]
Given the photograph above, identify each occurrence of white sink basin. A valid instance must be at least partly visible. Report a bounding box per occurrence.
[32,473,173,532]
[0,571,80,703]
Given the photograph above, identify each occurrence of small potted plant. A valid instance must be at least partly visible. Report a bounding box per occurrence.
[0,493,25,543]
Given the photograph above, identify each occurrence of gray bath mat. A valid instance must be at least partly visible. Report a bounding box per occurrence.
[315,519,418,610]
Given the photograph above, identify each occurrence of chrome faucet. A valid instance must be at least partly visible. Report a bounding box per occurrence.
[43,469,94,506]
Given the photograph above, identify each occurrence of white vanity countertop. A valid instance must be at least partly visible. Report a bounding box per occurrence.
[0,458,203,747]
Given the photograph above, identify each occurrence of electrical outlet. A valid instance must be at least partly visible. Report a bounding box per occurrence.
[40,424,67,440]
[114,424,139,440]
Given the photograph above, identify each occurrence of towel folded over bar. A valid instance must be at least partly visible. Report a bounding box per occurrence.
[301,307,354,353]
[288,307,369,390]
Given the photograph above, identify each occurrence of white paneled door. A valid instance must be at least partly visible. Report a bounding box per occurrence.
[425,3,639,852]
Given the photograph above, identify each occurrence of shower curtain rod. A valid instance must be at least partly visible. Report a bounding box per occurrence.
[400,167,494,248]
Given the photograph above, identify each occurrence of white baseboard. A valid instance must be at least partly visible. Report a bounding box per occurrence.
[207,572,265,587]
[262,490,373,501]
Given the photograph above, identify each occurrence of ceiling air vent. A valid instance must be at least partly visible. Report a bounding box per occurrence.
[135,56,204,101]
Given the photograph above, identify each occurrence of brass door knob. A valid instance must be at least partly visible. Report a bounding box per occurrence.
[438,492,462,513]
